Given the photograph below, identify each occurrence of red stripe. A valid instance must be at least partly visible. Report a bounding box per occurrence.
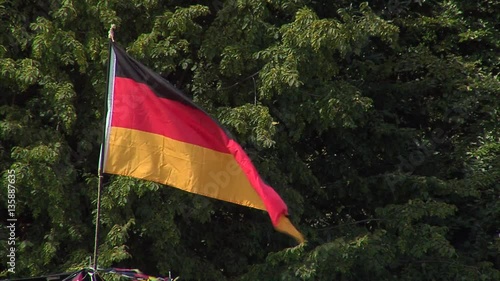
[111,77,230,153]
[227,139,288,225]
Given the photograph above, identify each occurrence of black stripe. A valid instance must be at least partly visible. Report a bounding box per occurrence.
[111,43,235,139]
[112,43,197,108]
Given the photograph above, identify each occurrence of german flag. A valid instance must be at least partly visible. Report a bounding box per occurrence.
[102,43,304,243]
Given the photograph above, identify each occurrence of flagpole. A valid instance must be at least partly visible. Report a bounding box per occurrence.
[92,172,104,270]
[92,24,116,270]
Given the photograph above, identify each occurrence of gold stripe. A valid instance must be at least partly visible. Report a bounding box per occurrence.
[275,215,305,244]
[104,127,266,210]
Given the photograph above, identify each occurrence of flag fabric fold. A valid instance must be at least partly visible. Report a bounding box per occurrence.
[102,43,304,243]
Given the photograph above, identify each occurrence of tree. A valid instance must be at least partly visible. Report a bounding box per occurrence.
[1,0,498,280]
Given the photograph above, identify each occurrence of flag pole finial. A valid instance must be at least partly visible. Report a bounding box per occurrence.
[108,24,116,42]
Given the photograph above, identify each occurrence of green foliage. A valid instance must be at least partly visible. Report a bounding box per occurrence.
[0,0,498,280]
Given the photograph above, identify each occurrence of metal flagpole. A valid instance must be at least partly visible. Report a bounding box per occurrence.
[92,170,104,270]
[92,24,116,270]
